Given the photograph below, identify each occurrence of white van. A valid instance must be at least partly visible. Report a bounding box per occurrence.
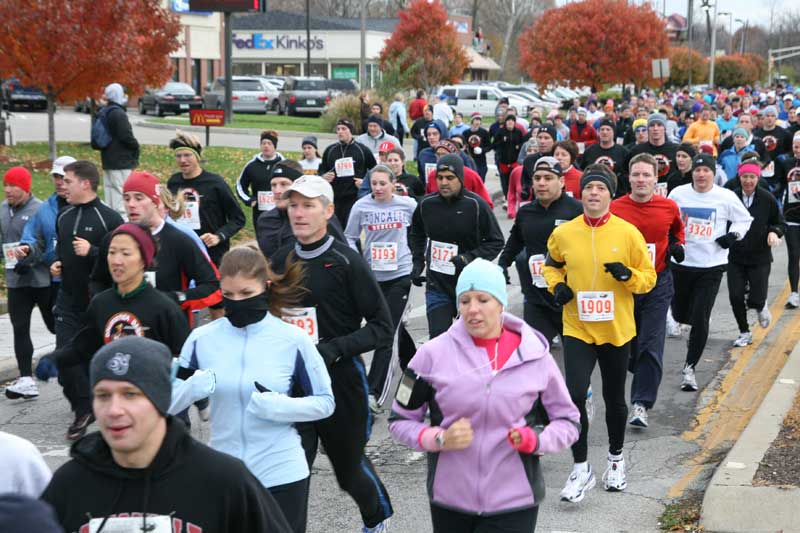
[439,84,529,118]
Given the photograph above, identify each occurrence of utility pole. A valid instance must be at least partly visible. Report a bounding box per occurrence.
[305,0,311,77]
[224,11,233,124]
[360,0,366,88]
[687,0,694,87]
[708,0,719,87]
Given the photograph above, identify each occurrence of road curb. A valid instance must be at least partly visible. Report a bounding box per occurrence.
[700,341,800,532]
[135,119,339,140]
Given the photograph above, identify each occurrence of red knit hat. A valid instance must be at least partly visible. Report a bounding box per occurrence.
[111,223,156,268]
[123,171,161,205]
[3,166,32,193]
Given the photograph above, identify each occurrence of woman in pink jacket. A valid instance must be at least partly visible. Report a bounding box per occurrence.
[389,259,579,532]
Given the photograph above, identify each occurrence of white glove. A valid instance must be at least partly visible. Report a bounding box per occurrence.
[187,369,216,397]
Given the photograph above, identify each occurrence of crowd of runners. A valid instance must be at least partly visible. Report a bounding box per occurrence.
[1,81,799,532]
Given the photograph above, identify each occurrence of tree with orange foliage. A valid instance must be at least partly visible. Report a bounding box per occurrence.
[667,47,708,86]
[518,0,668,90]
[379,0,470,94]
[0,0,181,159]
[714,55,762,87]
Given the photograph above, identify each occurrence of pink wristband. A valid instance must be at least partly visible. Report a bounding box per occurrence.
[418,426,444,452]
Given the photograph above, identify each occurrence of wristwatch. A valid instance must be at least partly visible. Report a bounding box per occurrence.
[435,430,446,449]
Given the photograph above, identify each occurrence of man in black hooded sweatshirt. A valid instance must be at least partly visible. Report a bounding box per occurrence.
[42,336,291,533]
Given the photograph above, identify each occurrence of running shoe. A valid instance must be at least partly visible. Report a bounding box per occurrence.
[733,331,753,347]
[551,335,561,346]
[629,403,648,428]
[603,454,627,491]
[4,376,39,400]
[369,395,381,415]
[786,292,800,309]
[666,312,681,337]
[362,518,390,532]
[560,464,596,503]
[681,365,698,392]
[758,305,772,328]
[66,413,95,441]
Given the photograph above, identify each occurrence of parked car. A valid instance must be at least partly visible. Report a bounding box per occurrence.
[262,75,286,90]
[326,78,360,98]
[439,84,529,119]
[277,77,330,116]
[501,86,559,112]
[138,82,202,116]
[1,78,46,111]
[206,76,271,114]
[256,77,281,111]
[74,97,95,114]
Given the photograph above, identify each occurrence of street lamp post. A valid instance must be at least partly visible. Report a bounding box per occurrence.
[707,0,719,87]
[735,18,748,54]
[718,12,732,54]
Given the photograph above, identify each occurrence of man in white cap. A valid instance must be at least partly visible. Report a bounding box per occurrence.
[269,175,394,533]
[92,82,140,217]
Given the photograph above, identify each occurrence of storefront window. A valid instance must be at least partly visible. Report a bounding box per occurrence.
[309,63,328,77]
[331,64,359,81]
[264,63,300,76]
[171,59,180,82]
[233,62,263,76]
[192,59,201,93]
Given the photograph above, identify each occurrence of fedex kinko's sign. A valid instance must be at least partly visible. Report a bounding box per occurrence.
[233,33,325,51]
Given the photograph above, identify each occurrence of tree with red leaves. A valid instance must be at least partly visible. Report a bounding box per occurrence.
[518,0,668,90]
[379,0,470,94]
[0,0,181,158]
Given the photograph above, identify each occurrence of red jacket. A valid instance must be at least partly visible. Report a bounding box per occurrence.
[426,167,494,208]
[409,98,427,120]
[569,122,598,150]
[507,165,524,219]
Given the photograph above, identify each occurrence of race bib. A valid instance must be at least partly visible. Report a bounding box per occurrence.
[181,200,201,230]
[3,242,19,269]
[282,307,319,344]
[762,160,775,178]
[616,137,623,145]
[370,242,398,271]
[686,216,714,241]
[647,243,656,267]
[89,516,172,533]
[528,254,547,288]
[257,191,276,211]
[144,271,157,288]
[789,181,800,203]
[577,142,586,154]
[335,157,355,177]
[577,291,614,322]
[654,182,668,197]
[425,163,437,179]
[430,240,458,275]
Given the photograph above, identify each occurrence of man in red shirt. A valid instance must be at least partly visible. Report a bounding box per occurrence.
[610,153,685,428]
[409,90,427,121]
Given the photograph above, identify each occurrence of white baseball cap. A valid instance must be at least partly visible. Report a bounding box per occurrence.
[51,156,77,176]
[281,175,334,203]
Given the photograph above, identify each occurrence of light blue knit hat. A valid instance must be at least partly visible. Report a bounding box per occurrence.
[456,258,508,307]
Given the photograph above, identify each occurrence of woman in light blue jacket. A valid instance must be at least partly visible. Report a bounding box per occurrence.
[389,93,410,146]
[170,245,334,533]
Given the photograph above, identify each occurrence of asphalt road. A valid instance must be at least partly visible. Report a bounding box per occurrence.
[1,108,795,532]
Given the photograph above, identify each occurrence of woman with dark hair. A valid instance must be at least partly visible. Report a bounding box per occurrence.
[553,140,582,197]
[169,246,334,533]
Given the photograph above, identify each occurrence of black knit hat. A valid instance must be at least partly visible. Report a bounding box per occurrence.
[597,118,615,131]
[692,153,716,173]
[537,125,557,142]
[270,161,303,182]
[90,337,173,416]
[336,118,355,134]
[677,142,697,159]
[580,166,617,196]
[436,154,464,183]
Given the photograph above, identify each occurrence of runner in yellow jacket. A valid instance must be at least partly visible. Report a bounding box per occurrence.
[543,163,656,504]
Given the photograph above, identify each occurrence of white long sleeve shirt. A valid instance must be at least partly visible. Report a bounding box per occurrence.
[668,183,753,268]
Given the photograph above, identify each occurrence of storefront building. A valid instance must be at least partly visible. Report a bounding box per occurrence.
[168,0,223,94]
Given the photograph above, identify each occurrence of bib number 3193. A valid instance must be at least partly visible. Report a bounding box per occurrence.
[577,291,614,321]
[370,242,398,271]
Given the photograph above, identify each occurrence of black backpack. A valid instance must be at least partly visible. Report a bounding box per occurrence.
[91,106,113,149]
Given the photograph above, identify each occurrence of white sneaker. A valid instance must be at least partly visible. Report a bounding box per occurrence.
[603,455,627,491]
[369,395,381,414]
[733,331,753,347]
[681,365,698,391]
[629,403,648,428]
[560,464,596,503]
[666,312,681,337]
[551,335,561,346]
[758,305,772,328]
[362,518,390,532]
[4,376,39,400]
[787,292,800,309]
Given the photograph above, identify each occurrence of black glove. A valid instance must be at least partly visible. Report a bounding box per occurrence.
[501,265,511,285]
[450,254,469,270]
[316,343,341,367]
[411,264,426,287]
[604,262,632,281]
[715,232,739,249]
[553,282,574,305]
[13,262,31,276]
[669,243,685,263]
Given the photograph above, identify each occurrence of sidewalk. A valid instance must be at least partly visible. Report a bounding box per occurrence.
[0,309,55,383]
[700,342,800,532]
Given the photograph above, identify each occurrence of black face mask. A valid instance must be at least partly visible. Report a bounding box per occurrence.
[223,292,269,328]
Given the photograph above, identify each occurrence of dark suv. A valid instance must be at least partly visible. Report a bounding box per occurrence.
[1,78,46,111]
[277,78,330,116]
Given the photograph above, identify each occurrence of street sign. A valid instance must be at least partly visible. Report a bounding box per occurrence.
[652,58,670,79]
[188,0,259,11]
[190,109,225,127]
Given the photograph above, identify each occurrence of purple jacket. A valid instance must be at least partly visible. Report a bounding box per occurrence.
[388,313,579,515]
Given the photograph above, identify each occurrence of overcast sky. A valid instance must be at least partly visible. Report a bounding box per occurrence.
[662,0,793,28]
